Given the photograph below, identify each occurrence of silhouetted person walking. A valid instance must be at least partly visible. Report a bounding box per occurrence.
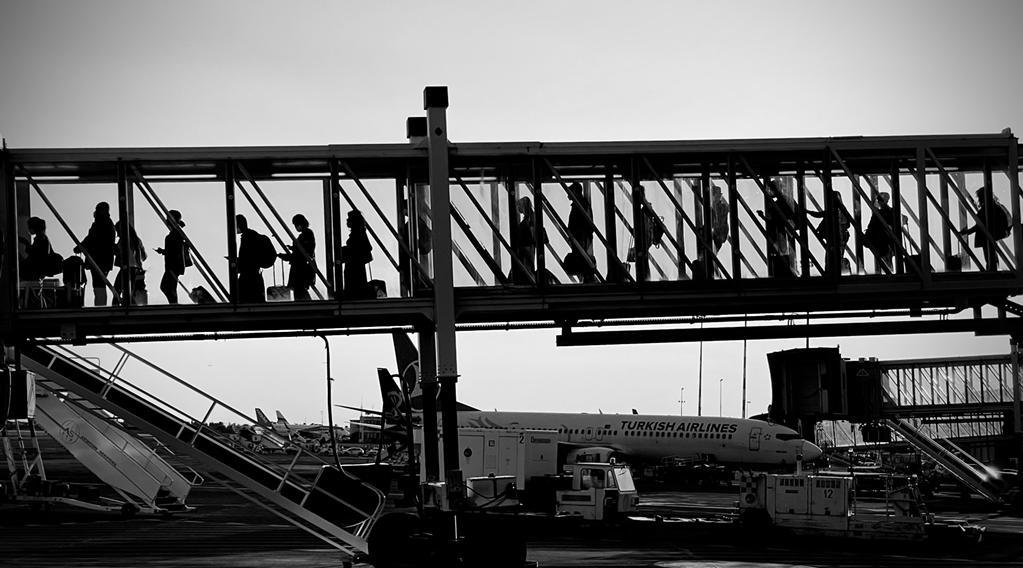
[155,209,189,304]
[341,210,373,299]
[75,202,116,306]
[235,214,265,303]
[758,180,798,278]
[278,213,316,301]
[963,188,1011,271]
[863,192,898,273]
[20,216,54,282]
[113,219,146,305]
[809,190,852,275]
[566,182,596,283]
[511,196,540,284]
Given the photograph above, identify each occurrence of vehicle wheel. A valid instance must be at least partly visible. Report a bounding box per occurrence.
[368,512,430,568]
[461,517,526,568]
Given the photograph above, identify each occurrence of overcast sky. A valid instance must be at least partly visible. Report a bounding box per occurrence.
[2,1,1022,425]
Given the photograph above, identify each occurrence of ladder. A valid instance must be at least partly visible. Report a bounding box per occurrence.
[884,417,1004,503]
[19,343,385,560]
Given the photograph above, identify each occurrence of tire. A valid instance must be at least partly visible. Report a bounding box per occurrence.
[368,512,428,568]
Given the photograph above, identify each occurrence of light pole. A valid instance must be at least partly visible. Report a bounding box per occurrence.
[679,386,685,416]
[718,378,724,417]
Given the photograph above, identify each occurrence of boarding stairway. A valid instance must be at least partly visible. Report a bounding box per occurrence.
[18,343,386,559]
[884,417,1005,503]
[31,377,196,513]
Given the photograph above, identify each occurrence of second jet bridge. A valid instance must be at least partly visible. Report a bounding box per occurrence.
[2,128,1022,342]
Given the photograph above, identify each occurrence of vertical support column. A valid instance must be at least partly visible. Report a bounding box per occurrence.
[984,162,995,271]
[507,176,520,283]
[424,86,460,477]
[939,175,952,267]
[224,161,238,304]
[699,166,713,280]
[892,161,905,275]
[853,176,864,274]
[532,159,546,288]
[631,174,649,282]
[672,177,687,280]
[952,172,969,270]
[490,180,502,275]
[796,164,810,278]
[323,178,336,297]
[821,151,836,280]
[15,181,30,309]
[331,159,347,302]
[1,150,15,318]
[727,158,741,279]
[418,329,439,481]
[915,147,931,281]
[1008,137,1022,279]
[116,162,134,306]
[604,166,621,282]
[1011,337,1022,443]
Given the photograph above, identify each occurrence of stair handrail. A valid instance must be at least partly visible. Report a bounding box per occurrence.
[885,418,1001,502]
[45,345,330,487]
[30,344,386,545]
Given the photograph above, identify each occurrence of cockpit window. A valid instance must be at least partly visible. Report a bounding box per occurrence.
[776,433,803,441]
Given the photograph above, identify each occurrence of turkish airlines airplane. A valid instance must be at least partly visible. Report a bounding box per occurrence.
[345,333,822,467]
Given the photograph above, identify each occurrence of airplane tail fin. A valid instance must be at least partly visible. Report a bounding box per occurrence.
[378,368,407,426]
[390,331,479,413]
[255,408,272,426]
[275,410,289,425]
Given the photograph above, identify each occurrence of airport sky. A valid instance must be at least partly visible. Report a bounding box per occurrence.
[2,1,1023,426]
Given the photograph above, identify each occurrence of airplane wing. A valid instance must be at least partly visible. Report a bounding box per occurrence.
[336,404,386,416]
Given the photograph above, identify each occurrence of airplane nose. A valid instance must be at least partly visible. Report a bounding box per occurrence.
[802,441,823,462]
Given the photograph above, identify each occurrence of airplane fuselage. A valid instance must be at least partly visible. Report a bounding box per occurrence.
[456,411,821,466]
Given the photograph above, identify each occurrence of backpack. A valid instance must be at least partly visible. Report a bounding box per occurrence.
[646,210,665,248]
[994,203,1012,240]
[45,250,64,277]
[252,232,277,269]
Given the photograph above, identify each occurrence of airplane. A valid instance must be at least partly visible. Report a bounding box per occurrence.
[344,333,823,468]
[254,408,346,443]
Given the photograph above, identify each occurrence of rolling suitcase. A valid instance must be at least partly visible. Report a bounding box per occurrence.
[60,255,87,307]
[267,260,292,302]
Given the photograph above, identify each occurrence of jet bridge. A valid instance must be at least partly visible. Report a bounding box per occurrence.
[2,87,1023,551]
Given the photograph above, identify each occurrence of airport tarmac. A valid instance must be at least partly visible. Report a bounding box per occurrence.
[4,484,1023,567]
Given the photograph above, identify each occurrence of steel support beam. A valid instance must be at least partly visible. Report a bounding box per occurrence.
[424,86,459,477]
[418,329,439,481]
[224,162,238,304]
[0,147,13,322]
[557,318,1023,346]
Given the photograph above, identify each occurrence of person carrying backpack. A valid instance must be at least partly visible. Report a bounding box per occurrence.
[155,209,189,304]
[963,187,1012,271]
[112,219,146,305]
[19,216,58,282]
[75,202,116,306]
[236,214,273,303]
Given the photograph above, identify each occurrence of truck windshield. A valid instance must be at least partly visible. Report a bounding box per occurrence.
[613,467,635,492]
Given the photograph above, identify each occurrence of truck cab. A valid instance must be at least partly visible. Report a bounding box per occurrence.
[556,462,639,521]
